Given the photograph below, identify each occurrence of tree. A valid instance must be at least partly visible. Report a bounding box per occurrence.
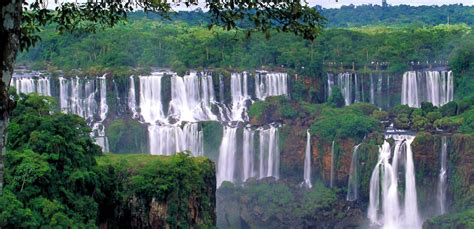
[0,1,325,193]
[327,86,345,108]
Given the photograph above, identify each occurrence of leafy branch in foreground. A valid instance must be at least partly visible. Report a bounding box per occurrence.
[20,0,325,51]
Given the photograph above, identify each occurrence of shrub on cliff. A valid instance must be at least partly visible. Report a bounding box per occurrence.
[440,101,458,117]
[434,117,463,131]
[310,106,380,142]
[327,87,345,108]
[348,103,378,116]
[371,110,389,121]
[423,208,474,228]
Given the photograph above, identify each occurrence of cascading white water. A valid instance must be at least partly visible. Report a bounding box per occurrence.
[347,144,361,201]
[327,72,353,105]
[168,72,217,122]
[330,140,335,188]
[148,123,203,156]
[242,128,255,182]
[438,136,448,215]
[139,73,166,124]
[98,76,108,121]
[217,127,238,187]
[13,75,51,96]
[368,135,421,229]
[258,126,280,179]
[402,71,454,108]
[58,76,109,152]
[302,130,312,188]
[139,72,214,156]
[255,72,288,100]
[338,73,353,106]
[128,76,138,119]
[230,72,250,121]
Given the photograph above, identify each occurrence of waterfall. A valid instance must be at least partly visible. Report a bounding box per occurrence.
[98,76,108,121]
[13,75,51,96]
[327,73,334,99]
[217,127,238,187]
[330,140,335,188]
[58,76,109,152]
[94,76,109,152]
[354,73,360,103]
[230,72,250,121]
[370,73,375,104]
[168,72,217,122]
[242,128,255,182]
[402,71,454,108]
[438,136,448,215]
[255,72,288,100]
[128,76,138,118]
[139,73,165,124]
[328,72,362,106]
[339,73,353,105]
[302,130,312,188]
[258,126,280,179]
[368,135,421,228]
[347,144,361,201]
[148,123,203,156]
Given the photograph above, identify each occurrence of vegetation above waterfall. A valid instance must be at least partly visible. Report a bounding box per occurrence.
[0,93,216,227]
[17,19,471,76]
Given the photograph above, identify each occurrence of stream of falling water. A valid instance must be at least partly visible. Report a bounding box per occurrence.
[368,135,421,229]
[330,140,335,188]
[346,144,361,201]
[302,130,312,188]
[438,136,448,215]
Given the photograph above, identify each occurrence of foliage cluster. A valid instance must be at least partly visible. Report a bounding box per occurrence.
[310,103,380,142]
[0,93,216,227]
[17,21,471,76]
[388,96,474,135]
[218,181,336,219]
[320,4,474,27]
[96,153,216,227]
[2,93,102,227]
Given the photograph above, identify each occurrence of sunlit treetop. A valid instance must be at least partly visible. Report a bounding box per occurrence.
[21,0,326,50]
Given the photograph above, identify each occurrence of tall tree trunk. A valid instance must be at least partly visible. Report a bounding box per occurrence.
[0,0,22,194]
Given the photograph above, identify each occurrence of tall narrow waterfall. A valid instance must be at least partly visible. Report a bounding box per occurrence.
[302,130,312,188]
[242,128,255,182]
[255,72,288,100]
[330,140,335,188]
[217,127,238,187]
[139,73,165,123]
[438,136,448,215]
[128,76,138,118]
[368,135,421,228]
[258,126,280,179]
[402,71,454,108]
[230,72,250,121]
[347,144,361,201]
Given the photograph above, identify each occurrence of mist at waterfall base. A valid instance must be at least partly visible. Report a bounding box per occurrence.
[12,69,456,228]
